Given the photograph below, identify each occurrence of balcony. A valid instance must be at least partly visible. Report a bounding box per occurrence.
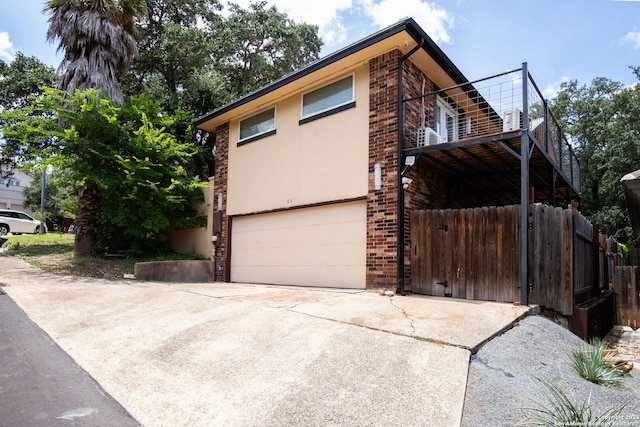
[401,65,580,207]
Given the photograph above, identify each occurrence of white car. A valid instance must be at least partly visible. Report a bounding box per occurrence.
[0,209,47,235]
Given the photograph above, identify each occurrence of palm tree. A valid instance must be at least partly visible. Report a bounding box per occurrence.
[45,0,145,105]
[44,0,145,257]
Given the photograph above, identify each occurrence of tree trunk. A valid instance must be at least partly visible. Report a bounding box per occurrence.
[73,186,98,258]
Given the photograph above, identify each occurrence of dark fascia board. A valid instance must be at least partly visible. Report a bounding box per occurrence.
[194,17,471,128]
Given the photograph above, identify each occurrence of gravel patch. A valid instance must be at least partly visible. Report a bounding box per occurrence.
[461,315,640,427]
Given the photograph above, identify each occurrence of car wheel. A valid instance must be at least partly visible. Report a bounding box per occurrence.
[0,224,9,236]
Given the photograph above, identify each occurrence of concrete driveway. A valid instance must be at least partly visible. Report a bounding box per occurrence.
[0,257,531,426]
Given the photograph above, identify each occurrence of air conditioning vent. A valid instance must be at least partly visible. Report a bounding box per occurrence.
[503,108,522,132]
[417,127,441,146]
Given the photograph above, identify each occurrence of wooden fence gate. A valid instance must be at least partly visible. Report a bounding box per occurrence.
[410,206,520,303]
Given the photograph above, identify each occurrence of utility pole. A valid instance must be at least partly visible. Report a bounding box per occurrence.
[39,167,46,234]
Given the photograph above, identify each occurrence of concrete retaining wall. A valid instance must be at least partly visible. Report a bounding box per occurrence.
[134,260,215,283]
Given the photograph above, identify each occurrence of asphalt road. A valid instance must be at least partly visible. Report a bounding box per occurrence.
[0,287,139,427]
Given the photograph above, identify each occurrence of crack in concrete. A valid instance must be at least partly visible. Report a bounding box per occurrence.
[389,297,416,337]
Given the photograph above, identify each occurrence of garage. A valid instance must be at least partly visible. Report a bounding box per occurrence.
[230,201,366,288]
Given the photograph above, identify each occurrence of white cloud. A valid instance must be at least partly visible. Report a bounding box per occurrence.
[0,32,15,62]
[542,76,570,99]
[222,0,354,45]
[363,0,453,44]
[274,0,354,45]
[621,30,640,48]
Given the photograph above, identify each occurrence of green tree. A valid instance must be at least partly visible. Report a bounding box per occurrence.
[213,1,322,99]
[44,0,146,256]
[124,0,224,111]
[0,88,205,255]
[550,67,640,244]
[22,167,77,231]
[0,52,54,109]
[0,53,54,177]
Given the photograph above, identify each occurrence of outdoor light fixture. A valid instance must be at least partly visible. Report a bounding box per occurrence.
[217,192,223,211]
[402,177,413,190]
[374,163,382,190]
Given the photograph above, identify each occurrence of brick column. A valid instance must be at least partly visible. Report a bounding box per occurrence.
[213,123,230,281]
[366,51,400,289]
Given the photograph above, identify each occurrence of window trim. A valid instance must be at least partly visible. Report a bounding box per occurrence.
[300,74,355,123]
[238,106,276,146]
[435,98,458,143]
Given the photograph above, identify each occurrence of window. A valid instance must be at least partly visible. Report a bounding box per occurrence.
[301,75,355,122]
[435,98,458,143]
[239,107,276,145]
[0,178,19,186]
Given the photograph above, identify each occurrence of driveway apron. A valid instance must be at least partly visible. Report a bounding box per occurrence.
[0,257,531,426]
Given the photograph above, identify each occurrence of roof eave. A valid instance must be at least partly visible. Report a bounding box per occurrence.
[194,17,470,129]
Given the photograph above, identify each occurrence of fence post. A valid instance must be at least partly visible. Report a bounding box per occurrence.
[593,224,600,292]
[520,62,530,306]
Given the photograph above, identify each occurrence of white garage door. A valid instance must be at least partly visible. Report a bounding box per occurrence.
[231,201,366,289]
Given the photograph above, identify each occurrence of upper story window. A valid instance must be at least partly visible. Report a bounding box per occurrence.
[238,107,276,145]
[435,98,458,143]
[300,74,355,123]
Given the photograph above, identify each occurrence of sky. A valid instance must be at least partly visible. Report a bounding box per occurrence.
[1,0,639,99]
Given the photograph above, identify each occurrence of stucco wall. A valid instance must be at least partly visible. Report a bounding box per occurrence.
[226,65,370,216]
[170,178,215,258]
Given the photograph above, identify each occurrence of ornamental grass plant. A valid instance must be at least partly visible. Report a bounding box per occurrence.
[571,339,627,387]
[516,379,627,427]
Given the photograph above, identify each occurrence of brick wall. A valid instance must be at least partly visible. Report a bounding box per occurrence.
[213,123,229,281]
[366,51,401,290]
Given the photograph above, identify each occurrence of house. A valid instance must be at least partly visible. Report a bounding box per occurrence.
[621,170,640,237]
[0,170,35,215]
[195,18,580,305]
[621,170,640,265]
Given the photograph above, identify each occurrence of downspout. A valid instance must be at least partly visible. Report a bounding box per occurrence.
[520,62,530,306]
[397,41,423,295]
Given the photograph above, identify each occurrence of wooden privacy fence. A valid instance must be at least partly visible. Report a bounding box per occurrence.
[613,267,640,328]
[410,204,615,316]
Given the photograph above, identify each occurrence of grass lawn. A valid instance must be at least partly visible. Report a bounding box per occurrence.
[0,233,203,279]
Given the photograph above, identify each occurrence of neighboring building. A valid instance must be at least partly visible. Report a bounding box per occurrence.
[0,170,34,215]
[621,170,640,237]
[195,18,580,303]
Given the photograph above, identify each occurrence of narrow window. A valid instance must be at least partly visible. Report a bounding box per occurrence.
[301,75,355,121]
[238,107,276,145]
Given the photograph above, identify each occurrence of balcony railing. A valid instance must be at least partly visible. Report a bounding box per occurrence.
[402,66,580,193]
